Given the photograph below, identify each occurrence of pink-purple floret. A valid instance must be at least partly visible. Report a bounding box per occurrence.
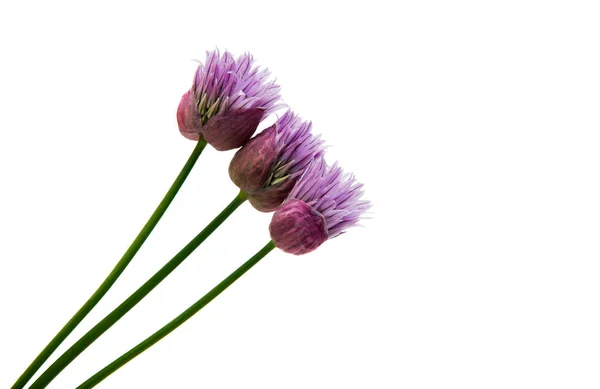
[192,50,282,118]
[274,111,325,178]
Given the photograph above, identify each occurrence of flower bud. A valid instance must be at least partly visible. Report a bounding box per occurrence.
[269,159,370,255]
[228,110,325,212]
[177,49,282,150]
[269,199,328,255]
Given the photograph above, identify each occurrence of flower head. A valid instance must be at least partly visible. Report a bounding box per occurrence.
[229,110,325,212]
[269,159,370,255]
[177,50,282,150]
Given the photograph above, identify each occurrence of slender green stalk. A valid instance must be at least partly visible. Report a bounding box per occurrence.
[77,241,275,389]
[11,140,207,389]
[28,191,248,389]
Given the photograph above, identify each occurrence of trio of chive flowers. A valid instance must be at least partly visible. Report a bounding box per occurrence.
[12,49,369,389]
[179,49,369,254]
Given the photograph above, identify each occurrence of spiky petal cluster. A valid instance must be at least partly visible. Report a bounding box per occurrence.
[177,50,282,150]
[269,159,370,255]
[229,110,325,212]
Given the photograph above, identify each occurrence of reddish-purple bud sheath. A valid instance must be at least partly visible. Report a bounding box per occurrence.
[202,108,265,151]
[248,179,296,212]
[269,199,328,255]
[229,125,278,193]
[177,90,203,141]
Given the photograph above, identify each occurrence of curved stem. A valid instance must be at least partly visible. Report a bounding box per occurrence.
[77,241,275,389]
[28,191,247,389]
[11,139,207,389]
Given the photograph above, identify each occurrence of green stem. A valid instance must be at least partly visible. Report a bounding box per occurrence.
[78,241,275,389]
[11,139,207,389]
[28,191,248,389]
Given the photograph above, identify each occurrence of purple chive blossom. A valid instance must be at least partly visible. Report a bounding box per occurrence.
[269,159,370,255]
[229,110,325,212]
[177,49,283,150]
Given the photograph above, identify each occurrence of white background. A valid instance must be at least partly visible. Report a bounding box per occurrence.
[1,1,599,388]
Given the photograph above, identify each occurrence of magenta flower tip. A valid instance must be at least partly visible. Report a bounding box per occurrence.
[177,49,283,150]
[270,159,370,254]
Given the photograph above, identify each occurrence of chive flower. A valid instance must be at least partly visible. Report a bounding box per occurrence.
[269,159,370,255]
[177,49,282,150]
[229,110,325,212]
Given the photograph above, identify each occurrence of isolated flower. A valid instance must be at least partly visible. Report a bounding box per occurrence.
[229,110,325,212]
[269,159,370,255]
[177,50,282,150]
